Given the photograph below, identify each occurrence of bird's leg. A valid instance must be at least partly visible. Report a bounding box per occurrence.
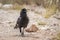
[21,27,24,37]
[20,28,21,32]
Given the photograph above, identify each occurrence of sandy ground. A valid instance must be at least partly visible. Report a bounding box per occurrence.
[0,8,60,40]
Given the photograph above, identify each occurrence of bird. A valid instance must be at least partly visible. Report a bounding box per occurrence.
[14,8,29,36]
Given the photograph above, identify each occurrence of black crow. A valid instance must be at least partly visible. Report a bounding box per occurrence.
[14,8,29,36]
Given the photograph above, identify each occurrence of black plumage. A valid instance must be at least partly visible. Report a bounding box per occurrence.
[14,8,29,36]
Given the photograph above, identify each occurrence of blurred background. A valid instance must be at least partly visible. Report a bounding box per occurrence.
[0,0,60,40]
[0,0,60,10]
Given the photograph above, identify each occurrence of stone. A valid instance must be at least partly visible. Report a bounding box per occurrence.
[25,24,38,32]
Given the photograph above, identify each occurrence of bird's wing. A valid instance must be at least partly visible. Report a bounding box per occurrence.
[17,17,21,24]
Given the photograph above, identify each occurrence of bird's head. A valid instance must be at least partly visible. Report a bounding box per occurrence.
[20,8,27,17]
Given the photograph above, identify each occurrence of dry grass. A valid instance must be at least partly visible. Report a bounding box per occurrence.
[37,20,47,25]
[0,3,23,10]
[43,4,57,18]
[52,33,60,40]
[12,4,23,10]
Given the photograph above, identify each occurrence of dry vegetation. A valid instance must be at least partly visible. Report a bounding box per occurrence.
[0,0,60,8]
[0,0,59,18]
[52,32,60,40]
[43,4,57,18]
